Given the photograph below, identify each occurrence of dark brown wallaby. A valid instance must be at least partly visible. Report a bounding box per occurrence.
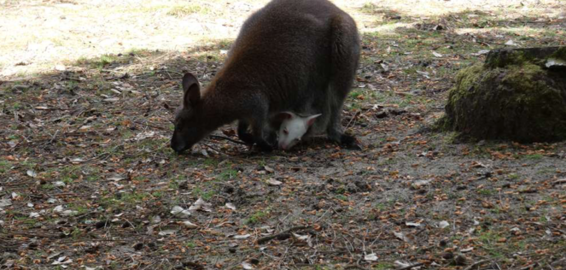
[171,0,360,153]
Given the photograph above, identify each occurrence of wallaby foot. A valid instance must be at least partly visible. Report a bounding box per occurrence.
[340,134,361,150]
[328,131,361,150]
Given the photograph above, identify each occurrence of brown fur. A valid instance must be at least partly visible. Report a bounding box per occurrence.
[171,0,360,153]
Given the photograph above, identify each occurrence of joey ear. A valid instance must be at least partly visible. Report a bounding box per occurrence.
[279,111,296,120]
[306,114,322,127]
[273,112,296,125]
[182,73,201,108]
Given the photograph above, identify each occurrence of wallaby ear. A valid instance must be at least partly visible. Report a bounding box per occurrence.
[182,73,201,108]
[306,114,321,127]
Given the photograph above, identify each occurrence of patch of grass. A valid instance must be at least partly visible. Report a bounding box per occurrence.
[15,216,39,227]
[217,169,238,181]
[333,186,346,195]
[152,191,164,198]
[477,188,494,196]
[373,202,390,211]
[490,206,502,214]
[0,160,12,174]
[85,170,101,182]
[20,159,37,170]
[246,208,271,225]
[442,131,460,144]
[217,39,233,49]
[167,4,211,17]
[523,153,543,160]
[193,187,215,200]
[536,168,555,174]
[100,192,149,209]
[77,54,119,69]
[185,241,196,248]
[359,3,403,22]
[40,184,55,190]
[59,165,82,184]
[373,262,394,270]
[69,203,89,215]
[76,52,143,70]
[477,229,506,259]
[360,3,381,14]
[203,158,219,167]
[121,192,149,204]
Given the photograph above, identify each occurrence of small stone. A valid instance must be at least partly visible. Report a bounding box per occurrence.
[132,243,143,251]
[224,185,235,194]
[95,220,108,229]
[389,109,407,116]
[442,251,454,260]
[453,254,467,265]
[375,111,388,118]
[178,181,189,190]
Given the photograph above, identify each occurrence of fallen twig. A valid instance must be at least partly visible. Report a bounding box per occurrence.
[209,135,247,145]
[397,262,425,270]
[257,226,311,245]
[463,260,490,270]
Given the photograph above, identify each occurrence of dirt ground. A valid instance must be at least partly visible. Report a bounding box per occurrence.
[1,0,565,269]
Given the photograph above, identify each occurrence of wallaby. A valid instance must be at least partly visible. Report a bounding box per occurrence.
[276,112,321,150]
[171,0,360,154]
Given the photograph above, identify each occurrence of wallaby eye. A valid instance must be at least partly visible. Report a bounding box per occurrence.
[283,129,289,135]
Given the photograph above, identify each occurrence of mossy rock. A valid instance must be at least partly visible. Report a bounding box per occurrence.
[438,46,566,143]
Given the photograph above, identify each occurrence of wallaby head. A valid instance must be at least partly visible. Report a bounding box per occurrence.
[171,73,213,153]
[277,112,321,150]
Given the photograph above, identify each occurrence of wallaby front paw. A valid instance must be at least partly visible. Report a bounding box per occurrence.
[256,140,274,152]
[239,132,256,145]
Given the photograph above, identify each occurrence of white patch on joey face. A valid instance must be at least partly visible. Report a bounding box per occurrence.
[278,112,321,150]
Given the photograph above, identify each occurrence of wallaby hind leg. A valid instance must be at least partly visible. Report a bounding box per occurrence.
[326,14,360,148]
[245,100,274,152]
[237,120,255,145]
[251,119,274,152]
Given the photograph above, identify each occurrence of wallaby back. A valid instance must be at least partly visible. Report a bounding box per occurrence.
[171,0,360,153]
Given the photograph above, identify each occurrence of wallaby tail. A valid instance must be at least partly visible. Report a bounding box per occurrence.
[325,14,361,144]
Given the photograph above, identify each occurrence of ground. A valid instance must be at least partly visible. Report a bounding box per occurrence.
[0,0,565,269]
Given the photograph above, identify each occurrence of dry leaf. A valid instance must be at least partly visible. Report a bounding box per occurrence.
[364,253,378,261]
[267,178,282,186]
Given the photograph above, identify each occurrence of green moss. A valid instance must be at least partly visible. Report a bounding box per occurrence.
[549,47,566,61]
[440,55,566,142]
[486,47,566,69]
